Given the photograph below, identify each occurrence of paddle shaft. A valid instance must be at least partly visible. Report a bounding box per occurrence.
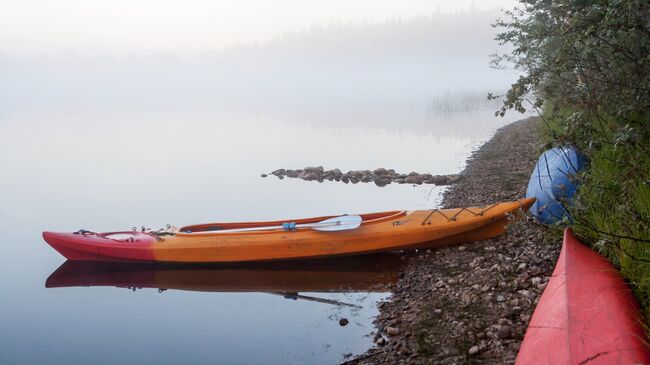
[197,218,360,234]
[269,292,362,308]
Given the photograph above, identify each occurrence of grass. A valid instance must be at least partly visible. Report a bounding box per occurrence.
[572,144,650,315]
[539,105,650,322]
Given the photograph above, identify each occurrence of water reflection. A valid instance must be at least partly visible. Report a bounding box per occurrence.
[46,254,403,296]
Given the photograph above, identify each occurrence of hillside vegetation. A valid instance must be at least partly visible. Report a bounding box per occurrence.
[493,0,650,319]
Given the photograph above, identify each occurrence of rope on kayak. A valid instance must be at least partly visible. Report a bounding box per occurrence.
[73,229,94,235]
[141,224,177,240]
[421,209,452,224]
[480,203,498,214]
[449,207,480,220]
[421,203,500,225]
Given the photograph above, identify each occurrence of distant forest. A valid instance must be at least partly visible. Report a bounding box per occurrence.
[0,9,515,113]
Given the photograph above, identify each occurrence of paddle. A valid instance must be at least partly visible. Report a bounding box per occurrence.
[269,292,362,308]
[203,215,363,234]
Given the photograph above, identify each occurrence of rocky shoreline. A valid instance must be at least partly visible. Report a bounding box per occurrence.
[262,167,460,187]
[345,117,562,364]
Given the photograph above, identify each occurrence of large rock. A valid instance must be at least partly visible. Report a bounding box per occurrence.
[304,166,324,173]
[285,170,300,178]
[302,172,319,181]
[404,175,421,184]
[271,169,285,176]
[430,175,448,185]
[374,176,392,187]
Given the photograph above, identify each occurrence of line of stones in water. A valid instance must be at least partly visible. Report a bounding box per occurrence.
[262,166,460,187]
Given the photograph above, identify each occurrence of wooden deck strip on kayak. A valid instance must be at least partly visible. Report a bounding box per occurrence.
[179,210,405,234]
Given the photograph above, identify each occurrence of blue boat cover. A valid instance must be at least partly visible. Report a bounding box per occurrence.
[525,147,587,224]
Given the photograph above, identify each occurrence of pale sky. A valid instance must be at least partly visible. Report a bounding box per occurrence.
[0,0,518,54]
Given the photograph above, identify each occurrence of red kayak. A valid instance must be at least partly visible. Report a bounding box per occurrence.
[516,228,650,364]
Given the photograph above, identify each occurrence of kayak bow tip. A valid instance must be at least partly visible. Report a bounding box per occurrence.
[519,197,536,211]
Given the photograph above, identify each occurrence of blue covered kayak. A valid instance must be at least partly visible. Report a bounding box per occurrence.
[525,147,587,224]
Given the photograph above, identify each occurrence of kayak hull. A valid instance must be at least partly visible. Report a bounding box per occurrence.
[516,228,650,364]
[43,198,534,263]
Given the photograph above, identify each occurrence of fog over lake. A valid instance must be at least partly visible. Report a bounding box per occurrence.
[0,6,526,365]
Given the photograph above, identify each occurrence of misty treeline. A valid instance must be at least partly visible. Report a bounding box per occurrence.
[1,9,513,114]
[494,0,650,315]
[493,0,649,129]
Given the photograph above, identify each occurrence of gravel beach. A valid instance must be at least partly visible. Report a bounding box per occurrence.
[346,117,562,364]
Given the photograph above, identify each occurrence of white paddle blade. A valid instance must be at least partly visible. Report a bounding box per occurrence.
[312,215,362,231]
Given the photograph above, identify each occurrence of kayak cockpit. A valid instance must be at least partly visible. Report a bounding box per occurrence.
[178,210,406,234]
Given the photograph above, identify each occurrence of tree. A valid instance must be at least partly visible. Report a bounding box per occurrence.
[492,0,650,147]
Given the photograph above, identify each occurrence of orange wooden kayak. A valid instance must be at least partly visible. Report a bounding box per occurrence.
[43,198,534,263]
[516,228,650,364]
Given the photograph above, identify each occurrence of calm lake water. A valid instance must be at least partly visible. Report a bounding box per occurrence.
[0,103,524,364]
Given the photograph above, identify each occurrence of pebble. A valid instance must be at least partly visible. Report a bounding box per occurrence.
[386,326,400,336]
[497,325,512,339]
[339,318,349,326]
[469,346,480,355]
[518,290,537,301]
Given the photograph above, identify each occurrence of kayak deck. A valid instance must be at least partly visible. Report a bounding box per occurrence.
[43,198,534,263]
[516,228,650,364]
[179,210,404,233]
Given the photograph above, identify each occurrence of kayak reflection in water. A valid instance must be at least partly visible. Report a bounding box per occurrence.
[45,254,403,306]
